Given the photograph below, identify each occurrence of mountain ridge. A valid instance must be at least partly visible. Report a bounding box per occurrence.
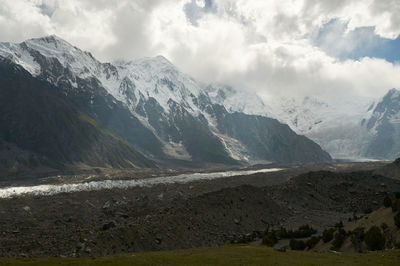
[0,36,332,168]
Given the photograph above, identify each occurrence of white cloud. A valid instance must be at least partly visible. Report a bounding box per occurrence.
[0,0,399,102]
[195,0,206,8]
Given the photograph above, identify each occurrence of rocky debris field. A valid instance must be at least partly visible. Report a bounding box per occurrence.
[0,161,398,257]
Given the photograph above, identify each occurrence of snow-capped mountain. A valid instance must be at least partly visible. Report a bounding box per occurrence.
[212,85,400,161]
[201,83,366,159]
[181,66,400,161]
[362,88,400,159]
[205,84,274,117]
[0,36,331,166]
[265,95,373,159]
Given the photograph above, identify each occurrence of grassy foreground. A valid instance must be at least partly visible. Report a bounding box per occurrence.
[0,245,399,266]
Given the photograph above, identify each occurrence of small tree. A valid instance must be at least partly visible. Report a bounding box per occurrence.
[394,212,400,228]
[322,228,335,243]
[351,227,365,253]
[392,199,400,212]
[306,236,321,249]
[383,196,392,208]
[335,221,344,229]
[365,226,386,251]
[262,231,278,247]
[278,224,317,239]
[331,229,346,251]
[381,223,388,231]
[290,239,306,250]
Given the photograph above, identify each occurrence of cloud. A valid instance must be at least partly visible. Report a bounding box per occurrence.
[184,0,215,26]
[0,0,400,103]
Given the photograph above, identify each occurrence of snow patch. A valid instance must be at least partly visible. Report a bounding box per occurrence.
[162,141,192,160]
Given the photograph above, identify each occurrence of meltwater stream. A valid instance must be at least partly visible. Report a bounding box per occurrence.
[0,168,282,198]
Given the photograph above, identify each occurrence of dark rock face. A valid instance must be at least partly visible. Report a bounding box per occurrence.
[374,157,400,179]
[0,58,154,175]
[365,89,400,159]
[136,96,236,164]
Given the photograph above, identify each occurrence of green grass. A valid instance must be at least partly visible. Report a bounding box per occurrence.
[1,245,399,266]
[79,114,101,129]
[79,113,133,148]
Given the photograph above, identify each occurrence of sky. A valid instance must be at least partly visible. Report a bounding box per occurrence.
[1,0,400,102]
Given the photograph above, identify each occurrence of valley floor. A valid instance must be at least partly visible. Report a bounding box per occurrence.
[0,161,398,258]
[0,245,399,266]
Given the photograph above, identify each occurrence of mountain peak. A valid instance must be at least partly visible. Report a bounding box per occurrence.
[387,88,400,97]
[24,35,73,49]
[141,55,175,69]
[38,34,66,42]
[155,55,171,63]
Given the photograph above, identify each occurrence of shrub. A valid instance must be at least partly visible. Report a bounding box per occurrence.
[383,196,392,208]
[289,239,306,250]
[395,192,400,199]
[306,236,321,249]
[365,226,386,251]
[395,212,400,228]
[392,199,400,212]
[331,229,346,250]
[262,231,278,247]
[335,221,344,229]
[279,224,317,239]
[351,227,365,253]
[381,223,388,230]
[364,208,372,214]
[322,228,335,243]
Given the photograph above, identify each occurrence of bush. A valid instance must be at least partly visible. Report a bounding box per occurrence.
[381,223,388,230]
[351,227,365,253]
[365,226,386,251]
[331,229,346,250]
[290,239,306,250]
[364,208,373,214]
[262,231,278,247]
[335,221,344,229]
[395,212,400,228]
[395,192,400,199]
[383,196,392,208]
[392,199,400,212]
[279,224,317,239]
[306,236,321,249]
[322,228,335,243]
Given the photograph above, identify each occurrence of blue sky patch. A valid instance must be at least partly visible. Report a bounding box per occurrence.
[184,0,216,26]
[37,3,56,17]
[313,19,400,63]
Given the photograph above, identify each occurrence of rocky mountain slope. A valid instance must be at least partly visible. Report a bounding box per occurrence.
[0,36,331,168]
[0,58,155,176]
[363,89,400,159]
[375,158,400,179]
